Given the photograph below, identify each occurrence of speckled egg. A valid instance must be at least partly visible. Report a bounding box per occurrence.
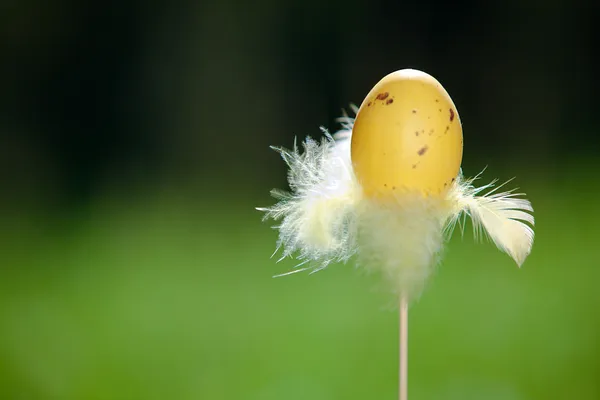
[351,69,463,197]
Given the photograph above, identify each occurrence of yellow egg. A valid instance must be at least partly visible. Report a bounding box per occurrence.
[351,69,463,197]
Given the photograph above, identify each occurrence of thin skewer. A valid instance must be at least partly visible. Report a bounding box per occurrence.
[399,295,408,400]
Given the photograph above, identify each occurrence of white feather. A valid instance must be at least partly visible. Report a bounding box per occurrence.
[458,178,535,267]
[257,123,359,274]
[258,110,535,299]
[355,191,452,301]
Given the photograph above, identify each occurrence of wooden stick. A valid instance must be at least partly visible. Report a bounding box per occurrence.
[399,295,408,400]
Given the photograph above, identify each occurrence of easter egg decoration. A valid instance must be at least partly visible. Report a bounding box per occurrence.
[351,69,463,197]
[259,68,535,400]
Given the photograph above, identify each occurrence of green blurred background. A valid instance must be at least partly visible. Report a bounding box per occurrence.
[1,1,599,399]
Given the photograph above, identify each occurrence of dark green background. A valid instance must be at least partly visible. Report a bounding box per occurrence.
[1,1,598,399]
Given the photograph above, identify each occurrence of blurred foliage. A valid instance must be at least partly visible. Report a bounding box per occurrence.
[1,0,598,206]
[1,175,599,399]
[0,0,598,399]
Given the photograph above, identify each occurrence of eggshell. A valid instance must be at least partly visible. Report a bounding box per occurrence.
[351,69,463,197]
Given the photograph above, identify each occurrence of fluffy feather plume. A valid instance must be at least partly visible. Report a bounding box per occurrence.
[257,124,359,275]
[355,191,453,300]
[456,176,535,267]
[258,110,535,297]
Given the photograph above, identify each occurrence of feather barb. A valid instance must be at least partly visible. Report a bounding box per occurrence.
[459,180,535,267]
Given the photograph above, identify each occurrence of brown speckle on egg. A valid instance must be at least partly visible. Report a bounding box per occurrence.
[415,131,419,136]
[386,98,394,105]
[417,146,428,156]
[449,108,455,122]
[376,92,389,100]
[367,101,372,106]
[412,109,417,114]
